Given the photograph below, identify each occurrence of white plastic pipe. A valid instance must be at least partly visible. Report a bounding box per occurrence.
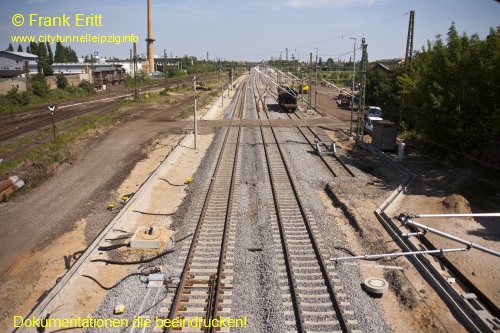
[414,213,500,218]
[405,218,500,257]
[330,248,469,262]
[330,247,468,261]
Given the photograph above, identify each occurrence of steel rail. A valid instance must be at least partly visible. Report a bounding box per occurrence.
[259,126,305,332]
[251,71,351,332]
[207,80,246,332]
[266,124,351,333]
[165,76,247,333]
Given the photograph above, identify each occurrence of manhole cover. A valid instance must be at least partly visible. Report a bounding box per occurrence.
[363,277,389,294]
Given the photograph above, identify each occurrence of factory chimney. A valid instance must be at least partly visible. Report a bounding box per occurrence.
[146,0,155,73]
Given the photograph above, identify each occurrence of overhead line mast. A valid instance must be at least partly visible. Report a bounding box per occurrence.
[356,38,368,147]
[400,10,415,125]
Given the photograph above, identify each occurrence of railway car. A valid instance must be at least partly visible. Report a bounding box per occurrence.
[277,86,298,112]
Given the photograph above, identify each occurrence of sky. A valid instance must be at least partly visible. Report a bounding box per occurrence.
[1,0,499,63]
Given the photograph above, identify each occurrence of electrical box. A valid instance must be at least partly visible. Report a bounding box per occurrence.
[372,120,398,151]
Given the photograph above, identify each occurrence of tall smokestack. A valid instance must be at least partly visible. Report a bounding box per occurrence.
[146,0,155,73]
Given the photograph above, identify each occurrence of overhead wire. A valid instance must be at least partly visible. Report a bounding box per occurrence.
[350,110,500,185]
[382,107,499,142]
[223,11,409,61]
[294,11,410,50]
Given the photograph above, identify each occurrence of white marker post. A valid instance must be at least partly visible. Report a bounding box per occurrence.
[48,104,56,141]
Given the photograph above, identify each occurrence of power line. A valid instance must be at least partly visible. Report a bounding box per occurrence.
[222,11,409,61]
[382,108,499,143]
[404,105,500,137]
[294,12,410,50]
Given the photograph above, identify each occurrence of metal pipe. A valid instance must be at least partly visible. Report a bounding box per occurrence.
[402,231,426,238]
[414,213,500,218]
[330,248,469,262]
[339,262,404,270]
[404,219,500,257]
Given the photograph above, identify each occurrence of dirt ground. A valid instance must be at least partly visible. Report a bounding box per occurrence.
[318,112,499,332]
[0,79,498,332]
[0,86,220,331]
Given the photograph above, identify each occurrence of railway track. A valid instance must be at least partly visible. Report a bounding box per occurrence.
[250,71,357,332]
[162,80,247,333]
[260,125,355,332]
[15,69,497,333]
[163,73,358,332]
[165,126,240,333]
[1,104,118,162]
[252,68,499,331]
[0,74,217,143]
[254,65,500,332]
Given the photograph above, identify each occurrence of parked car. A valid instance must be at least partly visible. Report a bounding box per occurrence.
[366,106,382,118]
[365,116,383,133]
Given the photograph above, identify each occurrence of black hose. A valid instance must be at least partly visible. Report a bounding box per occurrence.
[159,178,186,186]
[113,228,130,233]
[105,235,132,242]
[72,249,85,260]
[82,272,147,290]
[63,255,72,270]
[333,246,357,256]
[98,243,128,251]
[90,248,174,265]
[173,232,193,243]
[132,210,174,216]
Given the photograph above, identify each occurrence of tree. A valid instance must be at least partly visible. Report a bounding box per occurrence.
[7,43,13,51]
[29,42,38,57]
[68,46,78,62]
[17,44,23,52]
[54,42,65,63]
[401,23,500,163]
[46,42,53,64]
[326,58,334,71]
[36,42,53,75]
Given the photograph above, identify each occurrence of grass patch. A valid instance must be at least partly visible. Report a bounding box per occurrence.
[0,107,119,188]
[0,82,96,116]
[176,106,194,120]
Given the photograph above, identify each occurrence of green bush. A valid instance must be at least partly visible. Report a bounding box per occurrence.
[56,74,69,89]
[31,74,49,97]
[78,80,96,95]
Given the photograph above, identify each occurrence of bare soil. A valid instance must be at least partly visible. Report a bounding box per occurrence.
[318,102,499,332]
[0,88,212,331]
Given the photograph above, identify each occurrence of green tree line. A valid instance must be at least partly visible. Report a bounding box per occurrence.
[2,43,93,114]
[366,23,500,167]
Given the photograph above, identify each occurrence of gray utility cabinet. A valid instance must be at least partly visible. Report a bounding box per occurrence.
[372,120,398,151]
